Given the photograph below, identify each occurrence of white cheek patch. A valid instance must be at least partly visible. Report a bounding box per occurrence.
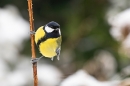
[58,29,61,35]
[45,26,54,33]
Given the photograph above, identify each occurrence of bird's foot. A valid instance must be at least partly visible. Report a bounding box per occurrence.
[51,57,54,61]
[31,56,43,64]
[57,56,60,60]
[31,58,40,64]
[30,31,35,35]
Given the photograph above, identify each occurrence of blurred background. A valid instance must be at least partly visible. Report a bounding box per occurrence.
[0,0,130,86]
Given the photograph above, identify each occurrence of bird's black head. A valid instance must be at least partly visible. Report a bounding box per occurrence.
[47,21,60,29]
[44,21,61,34]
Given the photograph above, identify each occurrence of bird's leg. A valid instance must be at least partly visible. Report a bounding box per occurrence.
[51,57,54,61]
[30,30,35,35]
[56,48,61,60]
[57,55,60,60]
[31,56,43,64]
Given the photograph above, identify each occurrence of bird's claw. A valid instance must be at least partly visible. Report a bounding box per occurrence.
[51,57,54,61]
[31,58,39,64]
[30,31,35,35]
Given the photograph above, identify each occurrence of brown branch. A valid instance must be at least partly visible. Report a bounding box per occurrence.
[27,0,38,86]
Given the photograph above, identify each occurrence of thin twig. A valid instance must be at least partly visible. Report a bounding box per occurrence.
[27,0,38,86]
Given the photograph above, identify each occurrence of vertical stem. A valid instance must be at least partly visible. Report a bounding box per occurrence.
[27,0,38,86]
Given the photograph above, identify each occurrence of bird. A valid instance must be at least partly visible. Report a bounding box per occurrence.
[31,21,62,63]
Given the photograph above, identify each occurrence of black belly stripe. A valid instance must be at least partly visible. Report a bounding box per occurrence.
[36,30,60,48]
[36,36,47,49]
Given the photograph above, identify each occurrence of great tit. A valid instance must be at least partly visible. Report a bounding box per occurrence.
[32,21,62,62]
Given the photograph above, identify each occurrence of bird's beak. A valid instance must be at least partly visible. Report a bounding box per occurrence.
[56,28,60,30]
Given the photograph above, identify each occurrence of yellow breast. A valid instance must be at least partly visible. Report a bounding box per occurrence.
[39,38,58,58]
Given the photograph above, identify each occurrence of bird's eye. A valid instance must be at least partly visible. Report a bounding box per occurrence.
[50,26,53,28]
